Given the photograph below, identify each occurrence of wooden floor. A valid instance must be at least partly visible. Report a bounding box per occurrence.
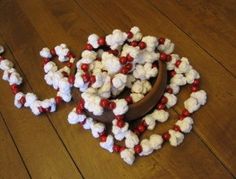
[0,0,235,178]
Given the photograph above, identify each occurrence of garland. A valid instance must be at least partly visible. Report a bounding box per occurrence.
[0,26,207,165]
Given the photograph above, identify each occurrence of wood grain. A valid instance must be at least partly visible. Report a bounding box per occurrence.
[0,113,30,179]
[0,0,235,178]
[151,0,236,76]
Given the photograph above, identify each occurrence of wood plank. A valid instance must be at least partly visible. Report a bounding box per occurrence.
[0,26,82,179]
[13,0,234,178]
[151,0,236,76]
[0,113,30,179]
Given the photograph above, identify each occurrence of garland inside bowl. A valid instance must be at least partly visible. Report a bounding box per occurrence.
[0,26,207,165]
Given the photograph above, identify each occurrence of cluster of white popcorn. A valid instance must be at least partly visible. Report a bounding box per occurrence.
[73,26,160,117]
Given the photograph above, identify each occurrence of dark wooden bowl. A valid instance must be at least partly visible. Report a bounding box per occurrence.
[72,60,167,123]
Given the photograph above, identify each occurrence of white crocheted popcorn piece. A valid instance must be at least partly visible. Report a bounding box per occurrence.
[45,71,64,89]
[2,68,16,81]
[141,51,159,64]
[151,109,169,123]
[81,50,97,60]
[98,74,111,98]
[139,139,153,156]
[158,38,175,54]
[164,93,177,108]
[175,57,191,74]
[44,61,58,73]
[191,90,207,106]
[142,80,152,94]
[167,54,179,70]
[67,108,86,124]
[131,80,143,94]
[170,74,187,86]
[112,119,129,141]
[168,83,180,95]
[133,63,158,80]
[83,117,94,130]
[141,36,158,52]
[125,131,139,149]
[121,44,141,62]
[113,99,128,116]
[143,114,156,130]
[144,63,158,79]
[168,129,184,147]
[149,134,163,150]
[91,122,105,138]
[128,26,143,42]
[82,92,104,116]
[131,80,152,95]
[44,71,54,86]
[39,47,52,58]
[88,34,99,49]
[100,135,114,153]
[130,93,144,103]
[185,68,200,84]
[55,43,69,62]
[101,52,121,75]
[91,61,103,74]
[14,92,25,108]
[41,98,56,112]
[120,148,135,165]
[112,73,127,90]
[30,100,41,115]
[9,71,22,85]
[176,117,194,133]
[106,29,127,50]
[41,98,56,113]
[184,97,200,113]
[24,93,37,107]
[0,59,13,71]
[111,73,127,95]
[57,91,72,102]
[133,65,146,80]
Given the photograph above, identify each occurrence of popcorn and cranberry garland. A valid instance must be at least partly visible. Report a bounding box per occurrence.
[0,26,207,165]
[67,27,207,165]
[0,44,76,115]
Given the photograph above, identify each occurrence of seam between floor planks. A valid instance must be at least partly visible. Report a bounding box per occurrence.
[72,0,234,176]
[149,1,236,79]
[0,112,32,179]
[0,34,84,179]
